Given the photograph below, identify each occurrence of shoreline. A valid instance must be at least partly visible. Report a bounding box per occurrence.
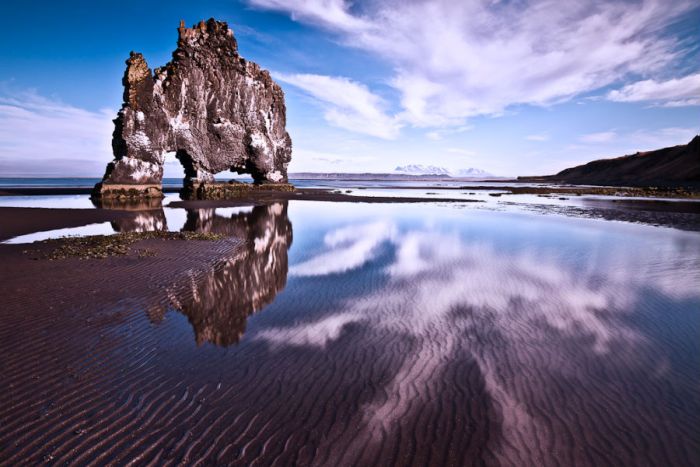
[0,207,148,241]
[2,182,699,199]
[2,185,700,243]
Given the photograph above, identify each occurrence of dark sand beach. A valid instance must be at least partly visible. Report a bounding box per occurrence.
[0,207,148,242]
[1,189,699,465]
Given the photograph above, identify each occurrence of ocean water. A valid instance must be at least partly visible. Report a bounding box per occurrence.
[0,177,188,188]
[0,177,544,190]
[1,200,698,464]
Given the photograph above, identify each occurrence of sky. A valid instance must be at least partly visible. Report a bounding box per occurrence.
[1,0,699,178]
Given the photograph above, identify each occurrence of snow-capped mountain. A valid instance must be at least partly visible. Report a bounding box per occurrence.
[394,164,451,175]
[394,165,493,178]
[455,167,491,177]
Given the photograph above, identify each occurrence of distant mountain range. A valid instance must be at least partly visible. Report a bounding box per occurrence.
[394,164,451,175]
[288,171,501,181]
[520,135,700,187]
[394,164,493,177]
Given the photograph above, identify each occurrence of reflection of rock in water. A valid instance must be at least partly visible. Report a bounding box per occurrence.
[169,203,292,346]
[112,210,168,232]
[91,196,169,232]
[94,198,292,345]
[91,197,165,211]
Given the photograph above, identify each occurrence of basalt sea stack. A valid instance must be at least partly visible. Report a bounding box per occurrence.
[93,19,292,200]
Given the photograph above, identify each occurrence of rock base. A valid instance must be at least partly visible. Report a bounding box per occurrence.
[181,180,295,200]
[91,183,164,201]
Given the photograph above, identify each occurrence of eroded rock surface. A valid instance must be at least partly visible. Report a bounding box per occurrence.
[94,19,292,199]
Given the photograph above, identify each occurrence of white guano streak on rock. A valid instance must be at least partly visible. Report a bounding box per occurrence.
[127,131,151,150]
[249,131,271,158]
[123,157,160,181]
[266,170,283,182]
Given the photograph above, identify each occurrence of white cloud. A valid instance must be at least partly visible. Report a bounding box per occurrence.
[445,147,476,156]
[573,127,696,150]
[579,131,617,143]
[251,0,696,128]
[0,88,114,176]
[626,127,698,149]
[424,125,473,140]
[250,0,370,33]
[526,134,550,142]
[607,72,700,106]
[289,147,377,172]
[275,72,401,139]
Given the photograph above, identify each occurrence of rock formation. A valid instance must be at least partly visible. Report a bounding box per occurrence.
[93,19,292,200]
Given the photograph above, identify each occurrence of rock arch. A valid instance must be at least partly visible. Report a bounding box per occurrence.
[93,19,292,201]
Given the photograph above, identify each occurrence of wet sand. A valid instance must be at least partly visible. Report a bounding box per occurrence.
[174,188,484,205]
[495,199,700,232]
[2,182,699,198]
[0,207,148,242]
[1,197,699,465]
[0,204,286,464]
[3,186,699,242]
[0,239,244,463]
[369,184,700,198]
[0,190,480,242]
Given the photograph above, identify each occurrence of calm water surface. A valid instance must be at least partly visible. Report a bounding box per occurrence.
[2,200,700,465]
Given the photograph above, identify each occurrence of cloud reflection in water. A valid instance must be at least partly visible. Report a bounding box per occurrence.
[256,217,700,451]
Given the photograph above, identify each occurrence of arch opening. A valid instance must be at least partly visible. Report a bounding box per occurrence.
[163,151,187,191]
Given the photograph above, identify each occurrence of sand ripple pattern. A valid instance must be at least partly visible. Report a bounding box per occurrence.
[1,205,700,466]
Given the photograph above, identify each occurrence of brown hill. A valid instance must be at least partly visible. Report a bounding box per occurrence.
[522,135,700,187]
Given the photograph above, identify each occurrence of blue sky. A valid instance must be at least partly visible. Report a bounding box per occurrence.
[1,0,698,177]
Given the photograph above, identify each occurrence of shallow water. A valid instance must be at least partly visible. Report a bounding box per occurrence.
[0,193,184,210]
[2,200,698,465]
[4,185,700,245]
[0,177,537,189]
[0,177,196,188]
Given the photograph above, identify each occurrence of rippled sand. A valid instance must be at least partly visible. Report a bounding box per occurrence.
[1,201,699,465]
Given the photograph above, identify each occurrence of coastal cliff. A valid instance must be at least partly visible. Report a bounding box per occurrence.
[521,136,699,188]
[94,19,292,200]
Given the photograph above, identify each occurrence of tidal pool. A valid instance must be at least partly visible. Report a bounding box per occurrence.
[1,201,699,465]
